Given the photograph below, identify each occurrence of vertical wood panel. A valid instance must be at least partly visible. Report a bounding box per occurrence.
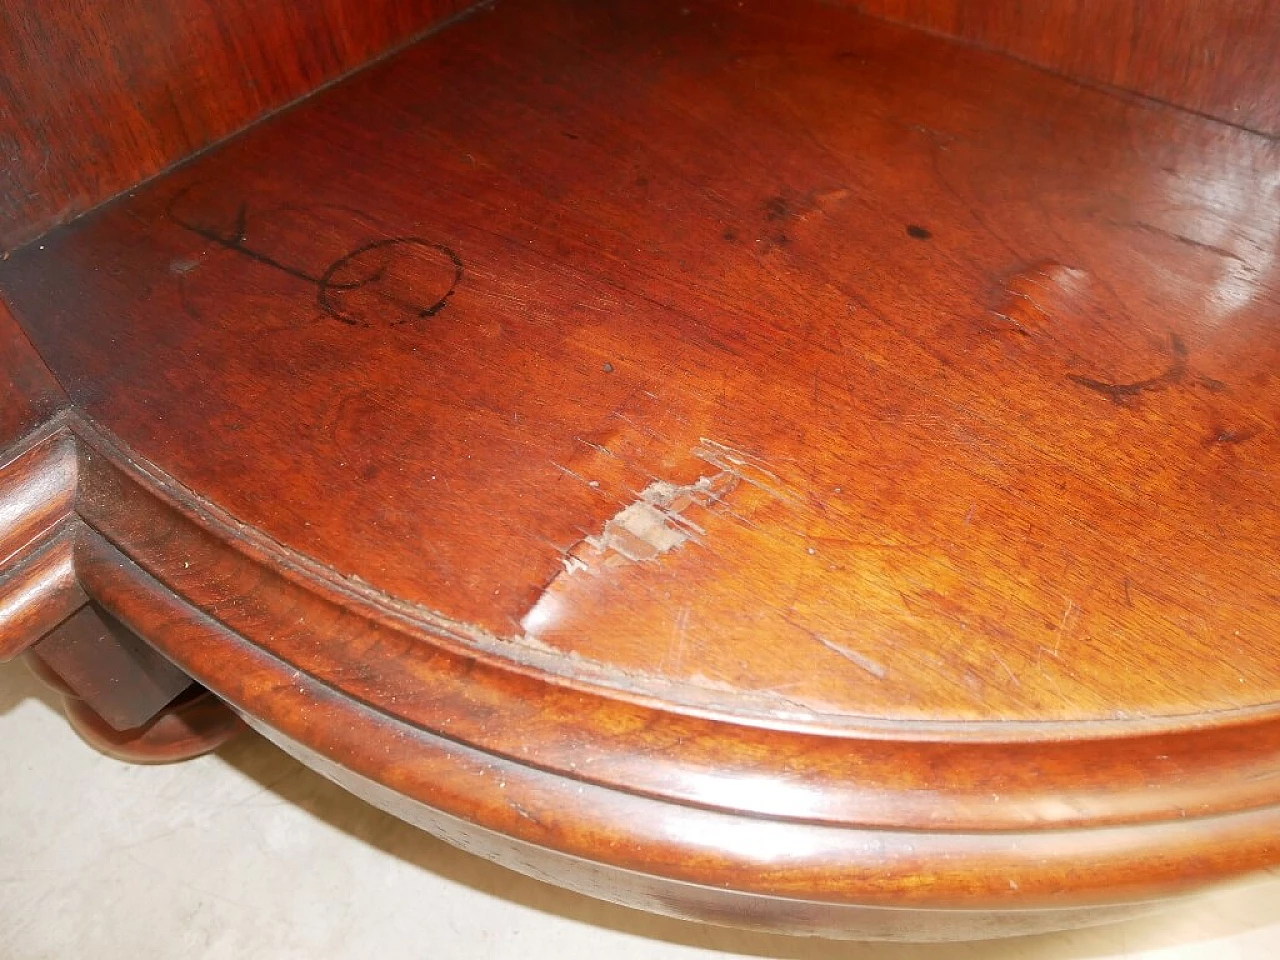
[0,0,474,251]
[847,0,1280,135]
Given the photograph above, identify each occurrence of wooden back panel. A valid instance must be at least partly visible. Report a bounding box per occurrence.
[848,0,1280,136]
[0,0,472,252]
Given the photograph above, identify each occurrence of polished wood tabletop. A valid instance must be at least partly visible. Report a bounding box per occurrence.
[2,0,1278,941]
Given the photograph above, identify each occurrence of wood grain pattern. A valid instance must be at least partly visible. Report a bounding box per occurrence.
[5,0,1276,726]
[0,433,76,568]
[0,301,66,450]
[0,0,476,251]
[58,421,1280,833]
[71,528,1280,937]
[1,0,1278,940]
[847,0,1280,136]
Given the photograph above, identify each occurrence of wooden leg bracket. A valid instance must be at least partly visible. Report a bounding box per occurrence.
[2,428,243,763]
[25,630,244,765]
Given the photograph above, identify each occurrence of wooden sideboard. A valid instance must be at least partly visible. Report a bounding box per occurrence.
[2,0,1278,941]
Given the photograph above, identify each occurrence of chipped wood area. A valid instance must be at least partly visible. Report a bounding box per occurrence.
[557,439,784,573]
[576,473,735,566]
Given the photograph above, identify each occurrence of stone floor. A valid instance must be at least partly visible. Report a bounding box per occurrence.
[2,661,1277,959]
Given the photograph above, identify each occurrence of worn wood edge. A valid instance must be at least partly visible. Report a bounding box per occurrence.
[61,414,1280,835]
[246,726,1196,942]
[67,415,1280,740]
[70,524,1280,914]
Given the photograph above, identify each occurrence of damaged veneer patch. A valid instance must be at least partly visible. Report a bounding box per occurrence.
[559,439,785,574]
[575,472,737,566]
[519,439,786,641]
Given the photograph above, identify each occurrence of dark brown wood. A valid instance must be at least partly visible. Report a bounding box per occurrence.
[0,433,83,658]
[61,687,245,764]
[1,0,1279,942]
[847,0,1280,135]
[72,528,1273,939]
[0,531,84,660]
[0,301,67,447]
[26,652,245,763]
[7,0,1276,728]
[32,603,194,729]
[0,0,476,252]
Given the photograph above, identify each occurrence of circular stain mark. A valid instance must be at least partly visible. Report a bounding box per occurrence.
[318,239,463,327]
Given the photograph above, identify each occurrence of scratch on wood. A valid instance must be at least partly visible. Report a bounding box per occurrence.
[670,605,692,672]
[520,441,800,668]
[1052,598,1078,658]
[694,438,799,505]
[811,633,889,679]
[543,440,789,575]
[574,436,620,458]
[990,649,1019,685]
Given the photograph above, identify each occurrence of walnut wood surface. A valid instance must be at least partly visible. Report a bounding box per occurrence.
[0,0,475,251]
[70,527,1280,937]
[1,0,1278,940]
[33,604,193,730]
[4,0,1276,727]
[25,653,245,764]
[0,433,83,657]
[0,302,66,450]
[845,0,1280,136]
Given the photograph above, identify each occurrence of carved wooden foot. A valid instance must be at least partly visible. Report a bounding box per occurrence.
[24,607,244,764]
[60,685,244,764]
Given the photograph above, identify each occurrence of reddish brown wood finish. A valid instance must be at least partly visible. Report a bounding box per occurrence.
[847,0,1280,135]
[32,604,194,730]
[0,0,475,251]
[26,652,244,763]
[1,0,1279,942]
[59,687,244,764]
[0,433,82,658]
[7,0,1277,729]
[0,302,66,446]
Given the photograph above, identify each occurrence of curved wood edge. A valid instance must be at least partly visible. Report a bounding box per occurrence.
[0,349,1271,918]
[0,530,86,659]
[0,308,1275,907]
[60,687,244,763]
[72,524,1280,916]
[69,419,1280,742]
[0,409,1276,864]
[66,418,1280,836]
[25,653,244,762]
[252,728,1192,944]
[0,417,241,762]
[0,293,80,657]
[0,431,85,659]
